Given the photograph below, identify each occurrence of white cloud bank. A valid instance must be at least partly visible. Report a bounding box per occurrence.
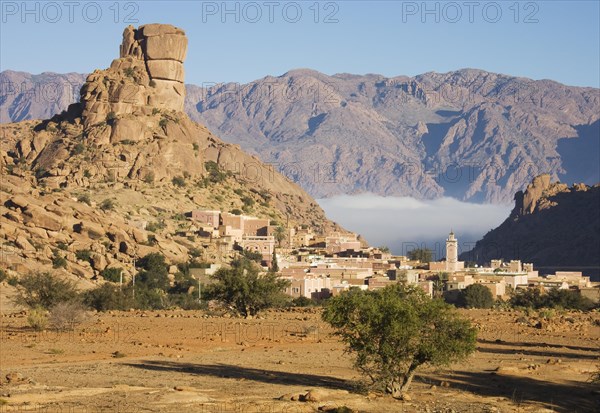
[317,194,512,259]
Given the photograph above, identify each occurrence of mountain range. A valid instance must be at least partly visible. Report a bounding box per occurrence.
[1,68,598,203]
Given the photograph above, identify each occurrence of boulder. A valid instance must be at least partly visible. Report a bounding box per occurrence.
[22,205,63,231]
[15,235,36,252]
[144,34,188,62]
[110,118,146,143]
[146,60,185,83]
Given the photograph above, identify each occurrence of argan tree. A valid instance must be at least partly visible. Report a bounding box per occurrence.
[206,258,290,317]
[459,283,494,309]
[322,284,477,399]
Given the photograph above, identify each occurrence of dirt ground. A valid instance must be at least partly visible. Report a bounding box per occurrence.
[0,301,598,413]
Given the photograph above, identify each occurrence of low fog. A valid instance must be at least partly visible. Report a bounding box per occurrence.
[317,194,512,260]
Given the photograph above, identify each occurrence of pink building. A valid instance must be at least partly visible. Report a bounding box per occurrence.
[191,210,220,228]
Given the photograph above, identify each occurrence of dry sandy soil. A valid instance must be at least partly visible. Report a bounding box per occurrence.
[0,298,598,413]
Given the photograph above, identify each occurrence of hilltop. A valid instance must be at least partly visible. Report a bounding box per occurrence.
[460,174,600,270]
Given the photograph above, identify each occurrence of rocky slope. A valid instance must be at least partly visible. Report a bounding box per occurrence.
[3,68,598,202]
[459,175,600,270]
[0,24,342,286]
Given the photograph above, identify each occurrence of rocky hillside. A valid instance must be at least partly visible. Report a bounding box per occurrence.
[459,175,600,270]
[3,68,598,202]
[0,24,342,287]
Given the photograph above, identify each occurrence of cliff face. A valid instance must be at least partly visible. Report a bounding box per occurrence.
[0,24,342,284]
[3,69,598,203]
[460,175,600,269]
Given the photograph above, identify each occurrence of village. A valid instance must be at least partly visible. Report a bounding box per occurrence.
[185,209,600,304]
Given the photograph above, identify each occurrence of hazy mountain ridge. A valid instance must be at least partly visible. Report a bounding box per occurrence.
[2,68,599,203]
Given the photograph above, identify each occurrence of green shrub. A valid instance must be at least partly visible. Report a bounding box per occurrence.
[143,171,155,184]
[124,67,135,78]
[77,193,91,205]
[27,307,48,331]
[99,199,115,211]
[100,267,123,283]
[510,288,595,311]
[13,272,80,310]
[52,254,68,269]
[230,208,242,215]
[459,284,494,309]
[172,176,186,187]
[146,221,165,232]
[0,269,7,283]
[76,249,93,264]
[241,249,263,263]
[72,142,85,155]
[204,161,227,184]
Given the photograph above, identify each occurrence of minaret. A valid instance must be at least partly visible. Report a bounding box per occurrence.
[446,230,458,272]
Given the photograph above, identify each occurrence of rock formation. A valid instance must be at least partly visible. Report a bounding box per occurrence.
[460,176,600,270]
[81,24,187,128]
[0,24,343,284]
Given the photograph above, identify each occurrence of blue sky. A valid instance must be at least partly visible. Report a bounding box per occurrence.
[1,1,599,87]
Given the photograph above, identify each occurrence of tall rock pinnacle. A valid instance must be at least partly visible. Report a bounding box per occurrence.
[80,24,188,127]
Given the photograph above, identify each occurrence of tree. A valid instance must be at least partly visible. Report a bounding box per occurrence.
[136,253,170,291]
[459,284,494,309]
[407,248,432,263]
[13,272,80,310]
[274,226,286,247]
[271,249,279,273]
[322,284,477,398]
[206,258,290,317]
[432,272,448,299]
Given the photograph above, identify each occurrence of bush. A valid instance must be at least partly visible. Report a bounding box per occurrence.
[99,198,115,211]
[136,253,170,291]
[72,142,85,155]
[75,249,93,264]
[77,193,91,205]
[27,307,48,331]
[510,287,595,311]
[172,176,186,187]
[322,284,477,398]
[0,268,7,283]
[146,221,165,232]
[204,161,227,184]
[291,296,314,307]
[84,283,134,311]
[143,171,155,184]
[100,267,123,283]
[49,301,88,331]
[205,258,290,317]
[230,208,242,215]
[13,272,80,310]
[241,249,263,263]
[52,254,68,269]
[459,284,494,309]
